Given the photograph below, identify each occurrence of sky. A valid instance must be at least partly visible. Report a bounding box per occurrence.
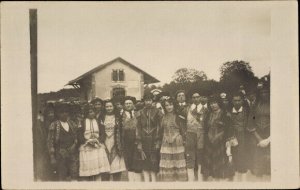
[2,2,271,93]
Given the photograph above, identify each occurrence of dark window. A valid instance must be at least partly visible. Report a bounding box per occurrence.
[119,70,124,81]
[112,69,124,81]
[112,87,126,97]
[112,70,118,81]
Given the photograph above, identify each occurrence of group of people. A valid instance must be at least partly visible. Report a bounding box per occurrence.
[35,77,270,182]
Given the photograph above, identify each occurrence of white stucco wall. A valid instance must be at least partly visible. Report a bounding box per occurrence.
[93,60,143,100]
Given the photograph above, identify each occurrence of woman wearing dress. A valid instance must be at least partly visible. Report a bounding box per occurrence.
[201,95,235,181]
[134,93,163,182]
[159,98,187,181]
[78,104,110,181]
[247,78,270,181]
[99,100,126,181]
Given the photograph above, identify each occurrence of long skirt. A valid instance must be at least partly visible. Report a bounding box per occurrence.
[79,145,110,177]
[108,151,126,174]
[132,135,160,173]
[159,135,187,181]
[251,145,270,176]
[105,136,126,174]
[232,129,250,173]
[202,139,234,179]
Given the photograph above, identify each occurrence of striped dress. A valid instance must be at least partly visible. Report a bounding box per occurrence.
[159,113,187,181]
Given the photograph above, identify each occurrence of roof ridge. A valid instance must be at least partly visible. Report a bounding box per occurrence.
[66,57,159,85]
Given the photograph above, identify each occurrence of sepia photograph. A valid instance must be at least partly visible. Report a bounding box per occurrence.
[1,1,299,189]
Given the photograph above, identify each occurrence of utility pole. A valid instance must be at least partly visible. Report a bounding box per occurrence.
[29,9,38,181]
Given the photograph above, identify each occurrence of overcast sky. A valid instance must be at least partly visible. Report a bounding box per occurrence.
[3,2,271,93]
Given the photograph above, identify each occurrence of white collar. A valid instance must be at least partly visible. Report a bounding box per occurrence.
[179,102,186,106]
[201,103,208,108]
[191,103,207,112]
[232,106,243,113]
[125,110,134,118]
[60,121,69,132]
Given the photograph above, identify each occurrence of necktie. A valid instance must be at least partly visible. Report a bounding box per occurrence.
[130,111,133,119]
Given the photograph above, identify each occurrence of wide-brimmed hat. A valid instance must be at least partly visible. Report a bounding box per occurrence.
[123,96,137,105]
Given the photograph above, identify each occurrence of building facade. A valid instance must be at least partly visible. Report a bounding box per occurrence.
[67,57,159,101]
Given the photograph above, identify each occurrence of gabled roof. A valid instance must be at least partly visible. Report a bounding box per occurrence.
[67,57,160,85]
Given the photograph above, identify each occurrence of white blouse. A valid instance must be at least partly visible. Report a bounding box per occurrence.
[84,119,99,140]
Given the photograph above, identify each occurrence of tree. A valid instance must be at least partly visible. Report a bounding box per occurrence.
[219,60,257,93]
[172,68,207,84]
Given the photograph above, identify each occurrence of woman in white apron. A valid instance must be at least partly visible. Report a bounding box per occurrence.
[78,105,110,181]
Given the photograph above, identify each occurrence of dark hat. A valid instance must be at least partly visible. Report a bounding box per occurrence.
[175,89,186,98]
[55,103,70,114]
[143,93,154,101]
[188,88,200,98]
[135,101,144,111]
[91,97,103,105]
[123,96,137,105]
[70,103,82,114]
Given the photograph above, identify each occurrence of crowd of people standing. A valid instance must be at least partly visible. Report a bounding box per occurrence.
[35,77,270,182]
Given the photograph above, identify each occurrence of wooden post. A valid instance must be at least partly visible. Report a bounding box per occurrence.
[30,9,38,181]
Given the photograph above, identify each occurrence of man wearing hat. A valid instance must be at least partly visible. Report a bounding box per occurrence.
[134,93,163,182]
[47,103,79,181]
[185,89,209,181]
[121,96,142,181]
